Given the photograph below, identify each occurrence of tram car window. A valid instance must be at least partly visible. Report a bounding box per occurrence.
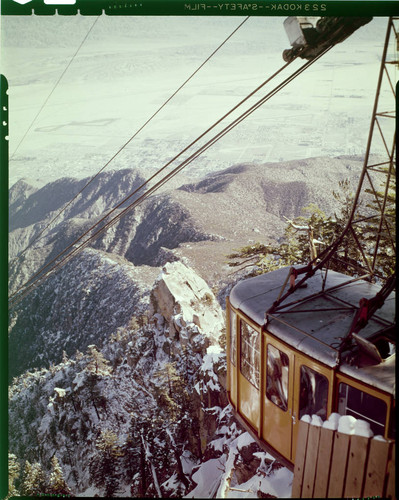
[266,345,289,411]
[338,383,387,436]
[229,310,237,366]
[299,366,328,420]
[240,320,260,389]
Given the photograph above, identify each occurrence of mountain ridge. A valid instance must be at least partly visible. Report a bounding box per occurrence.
[9,155,365,379]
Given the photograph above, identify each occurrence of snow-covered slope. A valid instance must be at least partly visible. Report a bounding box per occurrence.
[9,261,293,497]
[9,248,154,381]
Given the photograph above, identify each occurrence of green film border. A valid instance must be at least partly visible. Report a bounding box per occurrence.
[0,75,8,500]
[1,0,399,16]
[1,1,398,498]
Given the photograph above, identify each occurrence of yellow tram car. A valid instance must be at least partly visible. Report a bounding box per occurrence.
[226,267,395,467]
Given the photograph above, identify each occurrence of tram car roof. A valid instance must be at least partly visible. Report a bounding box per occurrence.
[229,267,395,396]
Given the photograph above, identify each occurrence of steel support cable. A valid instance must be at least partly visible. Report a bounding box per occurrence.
[265,228,375,317]
[266,212,396,318]
[349,225,374,274]
[9,49,333,308]
[9,51,333,307]
[9,58,297,304]
[265,230,372,318]
[266,18,397,317]
[11,16,251,262]
[269,273,374,317]
[10,16,101,161]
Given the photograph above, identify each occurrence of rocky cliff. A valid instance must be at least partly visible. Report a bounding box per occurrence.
[8,260,293,497]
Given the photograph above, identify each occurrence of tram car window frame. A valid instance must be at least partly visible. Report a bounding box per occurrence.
[338,382,388,436]
[229,309,237,366]
[299,365,329,421]
[240,320,260,390]
[266,344,289,412]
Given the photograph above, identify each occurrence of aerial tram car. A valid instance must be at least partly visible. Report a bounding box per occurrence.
[226,267,395,466]
[226,16,396,468]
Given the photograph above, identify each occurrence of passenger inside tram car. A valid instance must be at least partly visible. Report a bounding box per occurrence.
[299,366,328,420]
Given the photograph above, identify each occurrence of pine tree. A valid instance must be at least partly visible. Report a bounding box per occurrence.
[154,362,183,422]
[64,439,80,489]
[86,344,112,376]
[89,429,123,497]
[152,363,192,493]
[122,413,142,491]
[228,179,395,280]
[227,203,335,276]
[48,455,71,495]
[21,460,46,496]
[7,454,20,498]
[75,349,84,361]
[84,344,112,419]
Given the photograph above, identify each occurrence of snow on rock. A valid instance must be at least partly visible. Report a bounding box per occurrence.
[305,412,374,438]
[207,344,223,355]
[338,415,357,434]
[310,414,323,427]
[9,250,294,498]
[223,465,293,499]
[54,387,66,398]
[197,346,227,405]
[353,419,374,438]
[322,412,341,430]
[72,371,86,390]
[161,472,182,497]
[193,345,229,456]
[181,450,199,476]
[187,457,226,498]
[149,261,224,345]
[236,432,256,451]
[194,409,293,500]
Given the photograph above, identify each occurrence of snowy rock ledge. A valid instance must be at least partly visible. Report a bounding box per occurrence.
[149,261,224,346]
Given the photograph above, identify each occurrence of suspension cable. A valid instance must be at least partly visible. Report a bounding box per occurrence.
[10,16,101,161]
[10,58,297,303]
[11,16,250,262]
[266,18,397,317]
[10,57,295,301]
[9,49,333,308]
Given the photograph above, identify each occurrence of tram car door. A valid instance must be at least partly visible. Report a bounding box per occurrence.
[291,353,333,461]
[262,337,295,461]
[262,336,334,462]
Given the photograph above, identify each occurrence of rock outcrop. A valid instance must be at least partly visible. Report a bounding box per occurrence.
[149,261,224,346]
